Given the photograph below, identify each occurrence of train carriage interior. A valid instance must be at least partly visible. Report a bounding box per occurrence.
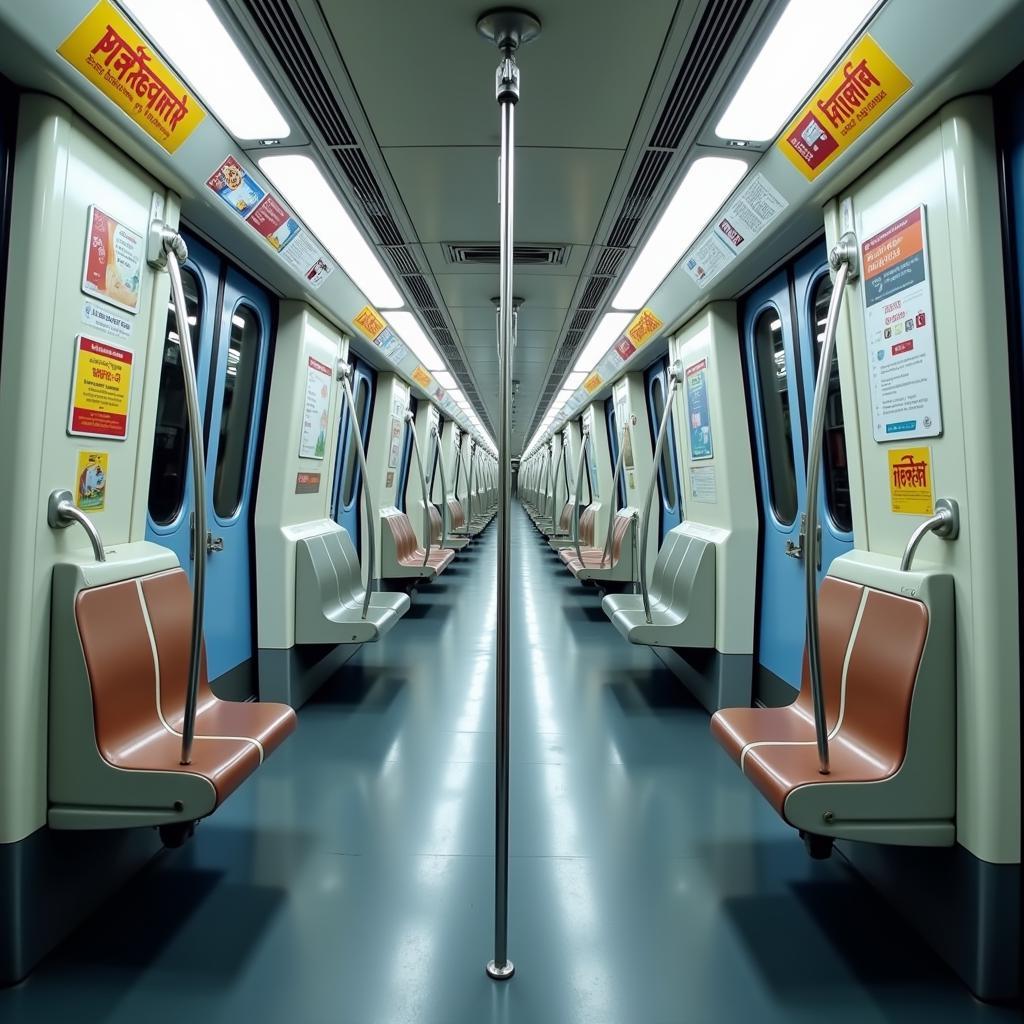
[0,0,1023,1019]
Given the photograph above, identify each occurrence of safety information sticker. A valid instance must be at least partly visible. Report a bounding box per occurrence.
[68,335,133,440]
[57,0,205,154]
[75,450,108,511]
[690,466,717,504]
[888,446,934,515]
[861,206,942,442]
[82,206,143,313]
[82,299,132,340]
[779,35,911,181]
[299,355,331,460]
[684,358,714,460]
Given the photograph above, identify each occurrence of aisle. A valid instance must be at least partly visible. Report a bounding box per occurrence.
[0,506,1011,1023]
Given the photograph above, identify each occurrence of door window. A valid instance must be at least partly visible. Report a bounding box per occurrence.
[341,375,370,508]
[754,308,798,525]
[811,275,852,533]
[212,304,262,519]
[148,268,201,526]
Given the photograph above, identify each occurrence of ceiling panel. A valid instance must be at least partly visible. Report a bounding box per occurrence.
[433,273,583,312]
[319,0,678,150]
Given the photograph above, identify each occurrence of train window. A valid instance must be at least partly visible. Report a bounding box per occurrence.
[212,304,261,519]
[147,268,201,526]
[812,275,852,533]
[341,375,370,508]
[754,307,798,525]
[650,376,678,511]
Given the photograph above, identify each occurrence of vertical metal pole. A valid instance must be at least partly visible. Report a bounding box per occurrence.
[488,45,518,985]
[601,426,628,567]
[572,429,589,561]
[432,424,451,549]
[340,366,376,620]
[804,234,858,775]
[161,233,205,767]
[406,410,432,565]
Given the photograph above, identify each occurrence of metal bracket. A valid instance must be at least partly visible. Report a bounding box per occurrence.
[829,231,860,280]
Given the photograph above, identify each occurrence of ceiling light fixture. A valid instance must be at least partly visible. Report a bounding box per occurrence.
[259,154,402,307]
[382,311,448,370]
[714,0,877,142]
[613,157,747,311]
[122,0,290,140]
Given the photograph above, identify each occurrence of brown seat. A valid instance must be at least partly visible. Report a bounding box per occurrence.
[75,568,296,810]
[711,577,928,823]
[555,507,596,559]
[560,508,633,576]
[383,509,455,576]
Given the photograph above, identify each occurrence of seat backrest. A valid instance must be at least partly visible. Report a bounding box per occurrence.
[383,509,420,563]
[558,501,572,532]
[428,503,443,544]
[320,529,365,604]
[608,509,635,565]
[448,498,465,529]
[576,506,596,547]
[793,578,928,767]
[75,569,213,760]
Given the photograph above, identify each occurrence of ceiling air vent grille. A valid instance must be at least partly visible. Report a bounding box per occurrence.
[528,0,755,440]
[442,243,570,266]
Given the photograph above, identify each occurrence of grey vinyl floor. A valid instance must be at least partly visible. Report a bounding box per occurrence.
[0,504,1016,1023]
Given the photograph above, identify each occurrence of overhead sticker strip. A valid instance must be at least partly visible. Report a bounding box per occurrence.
[57,0,205,153]
[354,305,387,341]
[861,206,942,441]
[82,206,143,314]
[68,335,133,440]
[625,308,663,349]
[779,34,911,181]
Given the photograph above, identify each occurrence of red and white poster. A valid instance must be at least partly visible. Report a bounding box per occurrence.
[81,206,144,313]
[68,335,134,439]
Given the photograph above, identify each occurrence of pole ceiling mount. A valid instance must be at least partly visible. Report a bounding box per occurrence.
[476,8,541,52]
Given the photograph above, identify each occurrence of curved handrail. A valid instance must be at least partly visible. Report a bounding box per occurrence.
[161,231,206,766]
[431,423,451,548]
[572,428,590,561]
[601,424,628,567]
[340,365,376,620]
[804,233,858,775]
[639,363,683,623]
[406,409,432,566]
[900,497,959,571]
[549,434,566,526]
[47,488,106,562]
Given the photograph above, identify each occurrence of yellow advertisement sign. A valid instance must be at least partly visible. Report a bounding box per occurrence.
[779,35,911,181]
[411,366,432,389]
[626,308,663,349]
[68,336,133,440]
[888,447,933,515]
[353,305,386,341]
[76,451,108,511]
[583,371,603,395]
[57,0,205,154]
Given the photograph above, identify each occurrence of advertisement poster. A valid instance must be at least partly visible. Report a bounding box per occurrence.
[57,0,205,154]
[299,355,331,459]
[82,206,143,313]
[412,366,432,389]
[388,416,403,469]
[247,194,300,252]
[206,156,265,218]
[75,450,108,511]
[779,35,911,181]
[625,308,663,349]
[888,447,934,515]
[684,358,714,460]
[295,472,321,494]
[861,206,942,441]
[354,305,386,341]
[684,231,734,289]
[280,232,333,289]
[68,335,133,439]
[713,173,788,259]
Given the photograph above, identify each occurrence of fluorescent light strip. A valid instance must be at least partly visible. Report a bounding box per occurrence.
[573,312,633,375]
[259,155,402,307]
[434,370,457,390]
[383,311,447,370]
[613,157,747,311]
[123,0,290,140]
[715,0,877,143]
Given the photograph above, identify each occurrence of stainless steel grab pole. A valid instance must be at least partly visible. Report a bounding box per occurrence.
[900,497,959,571]
[572,428,590,562]
[47,488,107,561]
[639,364,682,624]
[804,233,858,775]
[406,410,432,567]
[431,424,451,549]
[467,442,476,529]
[601,425,628,567]
[162,233,206,766]
[340,365,376,620]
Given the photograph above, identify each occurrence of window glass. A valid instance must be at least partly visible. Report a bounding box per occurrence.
[651,377,678,510]
[812,275,852,532]
[341,377,369,507]
[212,304,261,519]
[148,269,201,525]
[754,307,798,525]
